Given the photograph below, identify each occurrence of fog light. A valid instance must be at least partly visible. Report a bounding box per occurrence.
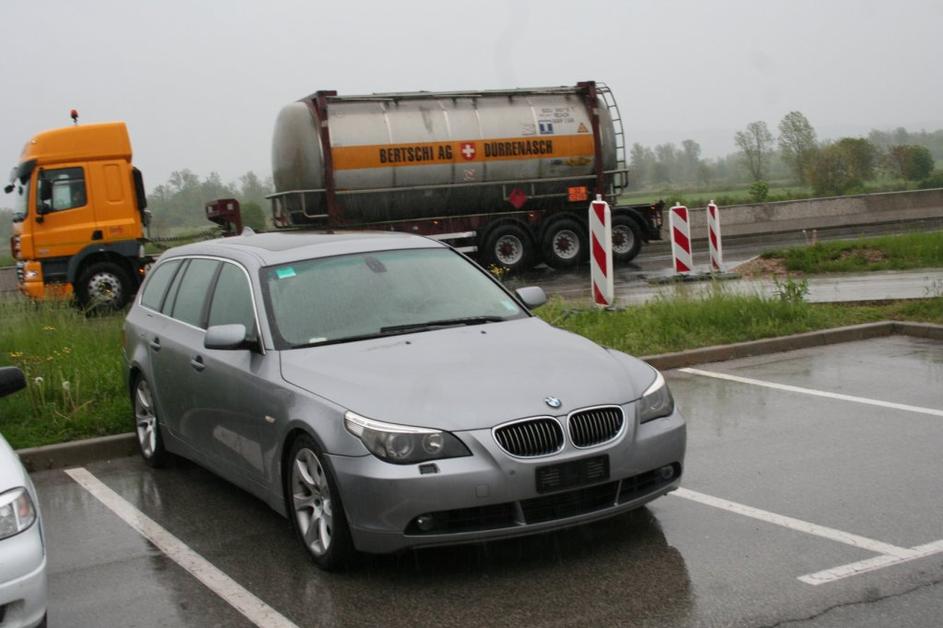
[415,515,435,532]
[658,465,675,481]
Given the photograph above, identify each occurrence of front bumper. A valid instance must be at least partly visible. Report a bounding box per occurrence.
[0,523,48,628]
[17,265,72,301]
[329,404,686,554]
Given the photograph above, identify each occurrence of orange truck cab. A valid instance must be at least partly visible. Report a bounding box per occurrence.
[5,121,150,309]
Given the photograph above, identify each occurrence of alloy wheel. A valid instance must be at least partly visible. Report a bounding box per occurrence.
[134,379,157,458]
[292,448,334,556]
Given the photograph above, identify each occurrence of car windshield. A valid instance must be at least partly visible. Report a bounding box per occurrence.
[261,247,527,348]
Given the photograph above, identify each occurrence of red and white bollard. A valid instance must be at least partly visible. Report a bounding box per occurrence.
[669,203,693,274]
[707,200,724,272]
[589,195,614,307]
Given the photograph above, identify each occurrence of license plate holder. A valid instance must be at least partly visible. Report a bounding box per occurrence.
[535,455,610,494]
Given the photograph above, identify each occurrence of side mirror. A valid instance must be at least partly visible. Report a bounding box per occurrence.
[0,366,26,398]
[38,175,52,203]
[36,175,52,218]
[516,286,547,309]
[204,324,251,351]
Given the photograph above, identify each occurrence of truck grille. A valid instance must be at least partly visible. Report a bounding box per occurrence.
[494,417,564,457]
[568,406,624,448]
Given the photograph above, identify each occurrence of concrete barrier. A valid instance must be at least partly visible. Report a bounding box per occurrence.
[0,266,16,294]
[665,187,943,241]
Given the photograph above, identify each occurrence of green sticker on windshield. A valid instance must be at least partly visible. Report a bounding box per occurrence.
[275,267,296,279]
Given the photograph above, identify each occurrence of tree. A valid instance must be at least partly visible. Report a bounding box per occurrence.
[833,138,877,182]
[629,143,656,189]
[777,112,818,184]
[735,121,774,181]
[807,143,857,196]
[240,201,267,232]
[886,145,935,181]
[680,139,702,182]
[653,143,678,183]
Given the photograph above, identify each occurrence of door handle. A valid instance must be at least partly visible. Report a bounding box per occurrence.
[149,337,161,351]
[190,355,205,372]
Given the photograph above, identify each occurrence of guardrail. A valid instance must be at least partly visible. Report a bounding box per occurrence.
[665,187,943,241]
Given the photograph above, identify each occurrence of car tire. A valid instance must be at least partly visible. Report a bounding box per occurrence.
[541,217,587,269]
[286,433,355,571]
[482,224,534,274]
[77,261,133,312]
[611,215,643,263]
[131,375,170,468]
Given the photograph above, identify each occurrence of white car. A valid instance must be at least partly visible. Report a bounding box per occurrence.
[0,367,47,628]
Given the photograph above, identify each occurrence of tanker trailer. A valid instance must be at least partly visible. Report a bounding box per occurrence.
[269,80,663,271]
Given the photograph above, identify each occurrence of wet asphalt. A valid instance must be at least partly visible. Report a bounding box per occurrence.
[31,335,943,627]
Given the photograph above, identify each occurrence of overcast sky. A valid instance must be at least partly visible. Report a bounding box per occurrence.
[2,0,941,189]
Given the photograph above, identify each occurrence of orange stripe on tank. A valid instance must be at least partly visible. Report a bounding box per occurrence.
[331,135,595,170]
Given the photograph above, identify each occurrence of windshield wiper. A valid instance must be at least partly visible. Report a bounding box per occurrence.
[380,315,507,334]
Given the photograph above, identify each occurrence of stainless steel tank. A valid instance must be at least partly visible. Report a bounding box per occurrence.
[271,85,620,224]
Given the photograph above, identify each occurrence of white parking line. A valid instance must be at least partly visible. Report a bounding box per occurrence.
[679,367,943,417]
[798,539,943,585]
[65,467,299,628]
[671,488,916,557]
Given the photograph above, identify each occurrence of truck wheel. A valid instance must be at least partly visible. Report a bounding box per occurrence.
[482,224,533,274]
[612,215,643,263]
[77,261,133,312]
[542,218,587,269]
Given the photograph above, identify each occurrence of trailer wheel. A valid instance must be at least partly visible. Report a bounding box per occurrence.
[611,215,643,263]
[542,218,587,269]
[482,224,533,274]
[76,261,133,312]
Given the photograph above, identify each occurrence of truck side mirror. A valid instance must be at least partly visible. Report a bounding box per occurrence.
[39,176,52,202]
[36,174,53,219]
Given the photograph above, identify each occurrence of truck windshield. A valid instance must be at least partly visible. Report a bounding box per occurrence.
[10,175,30,221]
[261,247,527,349]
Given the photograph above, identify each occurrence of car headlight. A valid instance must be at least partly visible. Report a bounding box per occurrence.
[344,411,471,465]
[0,487,37,540]
[638,371,674,423]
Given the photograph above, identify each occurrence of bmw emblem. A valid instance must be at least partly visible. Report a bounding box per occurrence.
[544,397,562,409]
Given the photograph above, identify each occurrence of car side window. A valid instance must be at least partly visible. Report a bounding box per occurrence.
[170,259,220,328]
[161,259,189,316]
[38,167,87,212]
[207,263,257,336]
[140,260,181,311]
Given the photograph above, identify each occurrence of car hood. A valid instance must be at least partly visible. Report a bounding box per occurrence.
[279,317,655,431]
[0,433,28,493]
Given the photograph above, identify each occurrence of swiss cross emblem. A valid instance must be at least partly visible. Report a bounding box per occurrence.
[460,142,476,160]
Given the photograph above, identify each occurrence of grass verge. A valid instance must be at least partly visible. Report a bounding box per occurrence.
[762,230,943,273]
[1,292,941,449]
[535,292,943,358]
[1,298,128,450]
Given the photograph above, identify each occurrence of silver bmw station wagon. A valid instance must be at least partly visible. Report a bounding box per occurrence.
[124,231,686,570]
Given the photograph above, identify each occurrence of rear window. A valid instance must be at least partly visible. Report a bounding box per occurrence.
[140,260,181,310]
[171,259,220,328]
